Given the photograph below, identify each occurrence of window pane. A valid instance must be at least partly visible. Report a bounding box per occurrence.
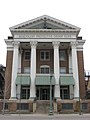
[40,67,50,74]
[41,52,44,59]
[40,51,50,60]
[60,51,66,61]
[46,68,49,73]
[41,68,44,73]
[25,51,30,60]
[21,86,30,99]
[17,103,29,110]
[46,52,49,59]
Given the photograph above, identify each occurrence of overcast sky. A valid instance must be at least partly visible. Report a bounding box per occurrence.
[0,0,90,70]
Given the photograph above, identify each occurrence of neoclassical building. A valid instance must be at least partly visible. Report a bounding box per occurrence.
[4,15,86,113]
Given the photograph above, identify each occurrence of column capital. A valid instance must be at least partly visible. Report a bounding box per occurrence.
[12,41,20,47]
[30,41,37,48]
[70,41,78,48]
[52,41,60,48]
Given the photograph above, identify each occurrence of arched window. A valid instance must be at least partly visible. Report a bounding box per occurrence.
[40,65,50,74]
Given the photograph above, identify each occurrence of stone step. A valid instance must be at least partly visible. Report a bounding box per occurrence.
[36,100,51,114]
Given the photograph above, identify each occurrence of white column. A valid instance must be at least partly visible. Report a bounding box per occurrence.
[70,85,74,99]
[71,41,79,99]
[69,51,72,74]
[10,41,19,99]
[16,85,21,99]
[18,50,21,73]
[53,41,60,99]
[30,41,37,99]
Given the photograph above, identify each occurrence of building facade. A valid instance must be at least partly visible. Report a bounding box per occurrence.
[4,15,86,113]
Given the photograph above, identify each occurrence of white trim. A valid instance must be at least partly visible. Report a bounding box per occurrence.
[40,65,50,68]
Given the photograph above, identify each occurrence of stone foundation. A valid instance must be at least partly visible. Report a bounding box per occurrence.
[0,99,90,114]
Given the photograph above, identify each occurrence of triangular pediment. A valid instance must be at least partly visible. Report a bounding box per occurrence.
[10,15,80,31]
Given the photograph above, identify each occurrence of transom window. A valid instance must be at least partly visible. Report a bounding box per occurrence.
[59,51,66,61]
[40,51,50,61]
[24,51,30,60]
[40,65,50,74]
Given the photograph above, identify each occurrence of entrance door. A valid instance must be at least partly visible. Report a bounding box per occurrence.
[36,86,54,100]
[41,89,48,100]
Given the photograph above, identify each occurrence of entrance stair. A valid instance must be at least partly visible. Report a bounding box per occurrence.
[36,100,51,114]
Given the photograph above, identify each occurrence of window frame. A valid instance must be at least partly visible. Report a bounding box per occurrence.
[40,51,50,61]
[21,85,30,99]
[40,65,50,74]
[24,50,31,60]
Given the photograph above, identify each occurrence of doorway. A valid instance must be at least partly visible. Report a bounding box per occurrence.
[36,85,54,100]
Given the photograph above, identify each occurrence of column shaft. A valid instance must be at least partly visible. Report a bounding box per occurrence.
[10,41,19,99]
[71,41,79,99]
[53,41,60,99]
[30,41,37,99]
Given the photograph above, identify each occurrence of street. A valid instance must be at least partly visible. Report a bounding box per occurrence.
[0,114,90,120]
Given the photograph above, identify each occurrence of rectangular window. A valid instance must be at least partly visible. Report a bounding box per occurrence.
[24,51,30,60]
[60,67,66,74]
[62,103,73,110]
[21,86,30,99]
[40,51,50,60]
[17,103,29,110]
[40,67,50,74]
[4,103,8,110]
[82,103,88,110]
[59,51,66,61]
[60,86,70,99]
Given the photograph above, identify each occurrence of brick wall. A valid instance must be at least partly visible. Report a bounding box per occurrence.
[77,51,86,99]
[5,51,13,99]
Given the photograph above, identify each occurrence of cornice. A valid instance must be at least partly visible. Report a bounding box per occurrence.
[11,28,79,33]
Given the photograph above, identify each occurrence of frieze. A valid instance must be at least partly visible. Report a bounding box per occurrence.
[14,34,76,39]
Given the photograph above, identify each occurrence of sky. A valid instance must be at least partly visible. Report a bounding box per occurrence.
[0,0,90,70]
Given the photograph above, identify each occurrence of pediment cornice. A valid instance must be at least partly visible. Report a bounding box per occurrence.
[10,15,80,33]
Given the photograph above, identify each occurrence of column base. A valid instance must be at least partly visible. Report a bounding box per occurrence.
[54,84,60,99]
[74,97,79,101]
[29,97,36,101]
[9,97,17,101]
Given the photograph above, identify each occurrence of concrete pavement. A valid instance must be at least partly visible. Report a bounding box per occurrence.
[0,113,90,120]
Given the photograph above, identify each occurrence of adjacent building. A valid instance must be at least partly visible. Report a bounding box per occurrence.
[0,64,5,99]
[4,15,86,113]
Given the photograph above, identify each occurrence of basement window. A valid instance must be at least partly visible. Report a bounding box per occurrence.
[17,103,29,110]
